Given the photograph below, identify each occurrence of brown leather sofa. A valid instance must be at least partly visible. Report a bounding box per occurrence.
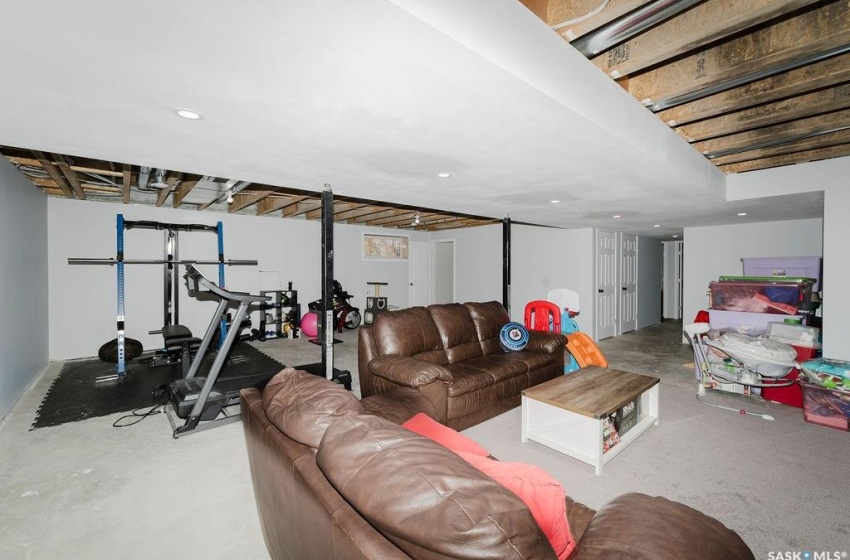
[358,301,565,430]
[241,368,754,560]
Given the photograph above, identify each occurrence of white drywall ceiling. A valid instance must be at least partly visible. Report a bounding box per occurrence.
[0,0,825,236]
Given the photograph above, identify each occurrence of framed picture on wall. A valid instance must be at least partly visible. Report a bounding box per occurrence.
[363,234,409,260]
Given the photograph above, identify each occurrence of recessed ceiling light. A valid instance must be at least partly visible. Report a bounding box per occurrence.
[613,214,622,218]
[550,200,560,204]
[437,173,451,178]
[737,212,748,216]
[653,224,661,228]
[173,108,203,120]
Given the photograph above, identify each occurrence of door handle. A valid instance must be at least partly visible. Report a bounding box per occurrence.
[598,289,604,293]
[622,287,627,291]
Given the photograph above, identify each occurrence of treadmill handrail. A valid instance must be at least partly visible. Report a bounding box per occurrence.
[184,264,270,304]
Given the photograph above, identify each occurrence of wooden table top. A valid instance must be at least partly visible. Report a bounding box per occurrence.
[522,366,660,419]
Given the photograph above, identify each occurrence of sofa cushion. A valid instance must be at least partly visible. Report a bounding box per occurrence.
[401,412,490,457]
[569,493,754,560]
[464,301,511,355]
[262,368,363,449]
[446,356,528,396]
[362,387,440,425]
[456,452,575,560]
[428,303,484,364]
[374,307,448,365]
[316,413,556,560]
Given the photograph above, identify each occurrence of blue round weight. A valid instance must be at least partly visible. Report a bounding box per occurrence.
[500,322,529,352]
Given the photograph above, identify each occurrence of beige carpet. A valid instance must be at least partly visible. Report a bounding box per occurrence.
[463,380,850,559]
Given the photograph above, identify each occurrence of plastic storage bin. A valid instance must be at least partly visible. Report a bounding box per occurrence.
[761,344,819,408]
[742,256,822,292]
[800,381,850,431]
[710,278,814,314]
[766,322,820,347]
[708,310,804,335]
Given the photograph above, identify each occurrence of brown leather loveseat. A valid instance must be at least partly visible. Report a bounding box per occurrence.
[358,301,565,430]
[241,368,755,560]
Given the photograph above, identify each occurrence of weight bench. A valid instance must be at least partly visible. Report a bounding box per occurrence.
[149,324,202,376]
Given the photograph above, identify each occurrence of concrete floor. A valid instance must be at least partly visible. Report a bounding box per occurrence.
[1,321,843,559]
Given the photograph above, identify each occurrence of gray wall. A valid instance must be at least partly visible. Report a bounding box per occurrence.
[0,158,48,419]
[637,236,663,329]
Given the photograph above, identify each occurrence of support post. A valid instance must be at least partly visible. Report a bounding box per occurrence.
[503,215,511,316]
[321,184,334,380]
[116,214,126,378]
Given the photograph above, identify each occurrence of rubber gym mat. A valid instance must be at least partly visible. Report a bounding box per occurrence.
[31,344,285,430]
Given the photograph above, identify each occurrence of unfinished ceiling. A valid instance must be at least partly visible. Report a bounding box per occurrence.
[0,146,497,231]
[521,0,850,173]
[0,0,832,238]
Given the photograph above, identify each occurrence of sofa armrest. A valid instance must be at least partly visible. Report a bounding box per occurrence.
[526,331,567,354]
[369,356,453,388]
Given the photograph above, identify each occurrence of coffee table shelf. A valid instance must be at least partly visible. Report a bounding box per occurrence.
[521,366,660,475]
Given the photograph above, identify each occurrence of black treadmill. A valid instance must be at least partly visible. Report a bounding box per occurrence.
[165,264,272,438]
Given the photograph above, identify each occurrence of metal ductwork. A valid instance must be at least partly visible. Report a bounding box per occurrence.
[137,166,151,190]
[149,168,168,189]
[570,0,704,57]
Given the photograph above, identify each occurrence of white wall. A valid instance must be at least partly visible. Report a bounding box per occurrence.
[47,198,427,360]
[682,218,823,338]
[728,157,849,360]
[637,236,663,329]
[0,158,48,418]
[433,223,596,333]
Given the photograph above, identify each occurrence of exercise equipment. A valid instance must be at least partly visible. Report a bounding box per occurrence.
[164,264,272,438]
[69,214,257,378]
[301,311,319,338]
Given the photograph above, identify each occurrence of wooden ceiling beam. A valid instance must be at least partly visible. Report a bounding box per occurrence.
[628,2,850,109]
[284,200,322,218]
[426,219,485,231]
[349,209,403,224]
[172,179,198,208]
[156,173,183,207]
[680,83,850,143]
[257,195,309,216]
[5,155,42,167]
[720,143,850,174]
[657,52,850,127]
[335,205,388,221]
[592,0,820,79]
[694,108,850,158]
[122,164,132,204]
[365,211,432,227]
[527,0,651,41]
[229,190,272,213]
[52,154,87,200]
[32,151,74,198]
[711,128,850,166]
[305,202,361,220]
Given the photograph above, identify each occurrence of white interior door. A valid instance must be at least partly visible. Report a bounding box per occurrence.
[433,240,454,304]
[619,233,637,334]
[662,240,683,320]
[596,230,617,340]
[409,241,431,307]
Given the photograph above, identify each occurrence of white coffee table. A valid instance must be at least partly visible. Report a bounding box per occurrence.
[521,366,660,475]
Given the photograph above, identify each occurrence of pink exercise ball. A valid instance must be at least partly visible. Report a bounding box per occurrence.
[301,311,318,338]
